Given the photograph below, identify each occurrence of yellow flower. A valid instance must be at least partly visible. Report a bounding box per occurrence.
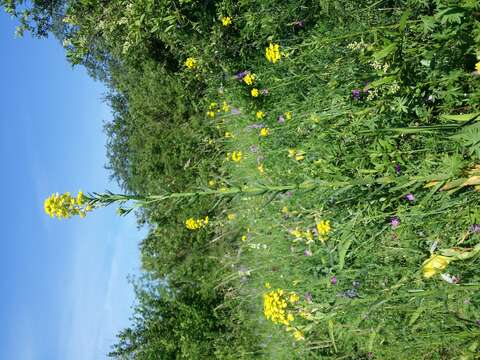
[422,254,452,279]
[222,101,230,112]
[44,191,93,219]
[251,88,259,97]
[243,73,255,85]
[263,289,294,325]
[241,235,248,242]
[475,61,480,73]
[285,111,292,120]
[221,16,232,26]
[281,206,289,214]
[224,132,234,138]
[257,163,265,174]
[209,102,218,109]
[293,330,305,341]
[264,282,271,289]
[256,111,265,119]
[227,213,236,221]
[231,151,242,162]
[184,57,197,69]
[185,216,209,230]
[207,111,215,118]
[265,42,281,63]
[260,127,269,137]
[289,292,300,304]
[316,220,331,240]
[208,180,216,187]
[288,149,305,161]
[290,228,303,239]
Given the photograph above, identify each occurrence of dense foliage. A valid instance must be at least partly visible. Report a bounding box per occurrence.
[6,0,480,358]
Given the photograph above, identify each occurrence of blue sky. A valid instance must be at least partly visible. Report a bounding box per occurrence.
[0,12,142,360]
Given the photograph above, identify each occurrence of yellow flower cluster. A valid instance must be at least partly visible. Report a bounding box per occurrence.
[208,100,230,118]
[221,16,232,26]
[316,220,331,238]
[184,57,197,69]
[44,191,92,219]
[422,254,451,279]
[243,73,256,85]
[226,151,243,162]
[288,148,305,161]
[263,289,296,325]
[265,42,281,63]
[251,88,259,97]
[260,127,269,137]
[185,216,209,230]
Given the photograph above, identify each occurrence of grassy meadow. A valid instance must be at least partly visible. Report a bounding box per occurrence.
[13,0,480,358]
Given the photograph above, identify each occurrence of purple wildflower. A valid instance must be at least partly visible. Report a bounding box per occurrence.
[304,249,312,257]
[304,292,313,303]
[331,276,337,285]
[390,216,400,229]
[405,193,415,202]
[285,191,293,198]
[235,70,248,80]
[352,89,361,100]
[277,115,285,124]
[395,164,401,174]
[469,224,480,233]
[231,107,241,115]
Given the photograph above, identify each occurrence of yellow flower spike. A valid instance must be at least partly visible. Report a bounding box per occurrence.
[251,88,259,97]
[256,111,265,119]
[243,73,255,85]
[221,16,232,26]
[259,127,269,137]
[44,191,93,220]
[422,254,452,279]
[184,57,197,69]
[265,42,281,63]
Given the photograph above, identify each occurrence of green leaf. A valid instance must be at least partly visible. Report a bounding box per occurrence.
[367,75,397,89]
[399,9,411,32]
[440,113,480,122]
[338,238,352,270]
[373,43,397,60]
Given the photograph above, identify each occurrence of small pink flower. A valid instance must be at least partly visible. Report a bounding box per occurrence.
[331,276,337,285]
[405,193,415,202]
[304,249,312,257]
[390,217,400,229]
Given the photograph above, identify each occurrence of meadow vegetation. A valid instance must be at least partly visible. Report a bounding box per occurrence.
[5,0,480,358]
